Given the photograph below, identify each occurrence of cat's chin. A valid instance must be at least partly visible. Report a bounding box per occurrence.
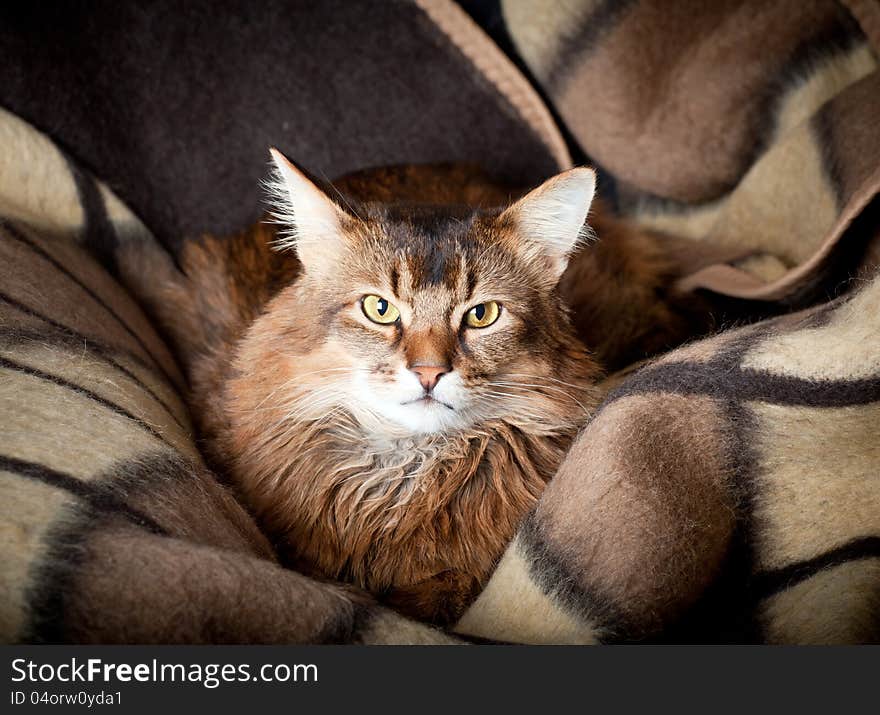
[352,398,474,437]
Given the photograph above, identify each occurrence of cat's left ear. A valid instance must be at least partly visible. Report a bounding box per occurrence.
[266,148,350,274]
[498,167,596,280]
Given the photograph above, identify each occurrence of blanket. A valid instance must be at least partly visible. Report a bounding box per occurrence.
[0,108,462,644]
[1,0,878,644]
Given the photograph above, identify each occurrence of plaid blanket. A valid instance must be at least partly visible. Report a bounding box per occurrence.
[1,0,878,643]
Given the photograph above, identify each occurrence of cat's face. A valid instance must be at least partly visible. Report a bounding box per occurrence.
[255,151,600,436]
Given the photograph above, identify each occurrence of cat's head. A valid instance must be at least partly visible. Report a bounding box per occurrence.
[247,149,601,436]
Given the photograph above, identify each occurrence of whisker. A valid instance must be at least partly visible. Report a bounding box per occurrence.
[317,169,366,221]
[487,380,589,409]
[233,369,357,414]
[503,373,594,392]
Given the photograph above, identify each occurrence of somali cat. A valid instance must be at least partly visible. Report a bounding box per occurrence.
[153,150,718,625]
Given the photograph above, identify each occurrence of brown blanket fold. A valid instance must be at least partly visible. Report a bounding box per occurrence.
[496,0,880,300]
[2,0,879,644]
[0,219,457,644]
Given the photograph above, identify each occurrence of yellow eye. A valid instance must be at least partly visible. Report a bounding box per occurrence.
[465,301,501,328]
[362,295,400,324]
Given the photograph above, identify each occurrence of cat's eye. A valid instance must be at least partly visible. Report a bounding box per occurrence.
[464,301,501,328]
[361,295,400,324]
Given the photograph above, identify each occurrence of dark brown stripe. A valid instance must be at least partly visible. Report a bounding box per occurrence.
[545,0,637,91]
[609,9,867,213]
[63,153,120,276]
[0,290,189,431]
[607,358,880,408]
[716,394,773,644]
[1,220,183,390]
[0,454,166,535]
[389,265,400,297]
[8,454,170,644]
[0,355,174,449]
[465,267,477,301]
[753,536,880,599]
[518,510,631,643]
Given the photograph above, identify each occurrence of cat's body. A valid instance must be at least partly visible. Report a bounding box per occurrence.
[154,157,718,624]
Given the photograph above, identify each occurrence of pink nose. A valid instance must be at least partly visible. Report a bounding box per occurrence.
[410,364,450,391]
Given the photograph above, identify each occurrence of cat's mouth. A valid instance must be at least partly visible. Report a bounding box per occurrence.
[401,395,455,411]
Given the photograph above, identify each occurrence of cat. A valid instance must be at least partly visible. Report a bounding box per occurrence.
[152,150,723,625]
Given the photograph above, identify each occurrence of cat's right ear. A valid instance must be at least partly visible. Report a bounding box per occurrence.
[266,148,349,274]
[497,167,596,281]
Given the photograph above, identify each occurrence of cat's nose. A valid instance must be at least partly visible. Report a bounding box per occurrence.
[409,364,450,392]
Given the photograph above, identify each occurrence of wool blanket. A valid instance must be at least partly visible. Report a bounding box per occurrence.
[1,0,878,643]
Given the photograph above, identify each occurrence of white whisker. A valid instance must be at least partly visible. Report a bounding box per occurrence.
[503,372,594,392]
[487,380,590,412]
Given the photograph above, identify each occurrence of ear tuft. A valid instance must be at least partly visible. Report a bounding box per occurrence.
[264,148,348,271]
[501,167,597,279]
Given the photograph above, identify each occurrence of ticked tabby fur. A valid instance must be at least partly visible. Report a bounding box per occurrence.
[153,152,718,624]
